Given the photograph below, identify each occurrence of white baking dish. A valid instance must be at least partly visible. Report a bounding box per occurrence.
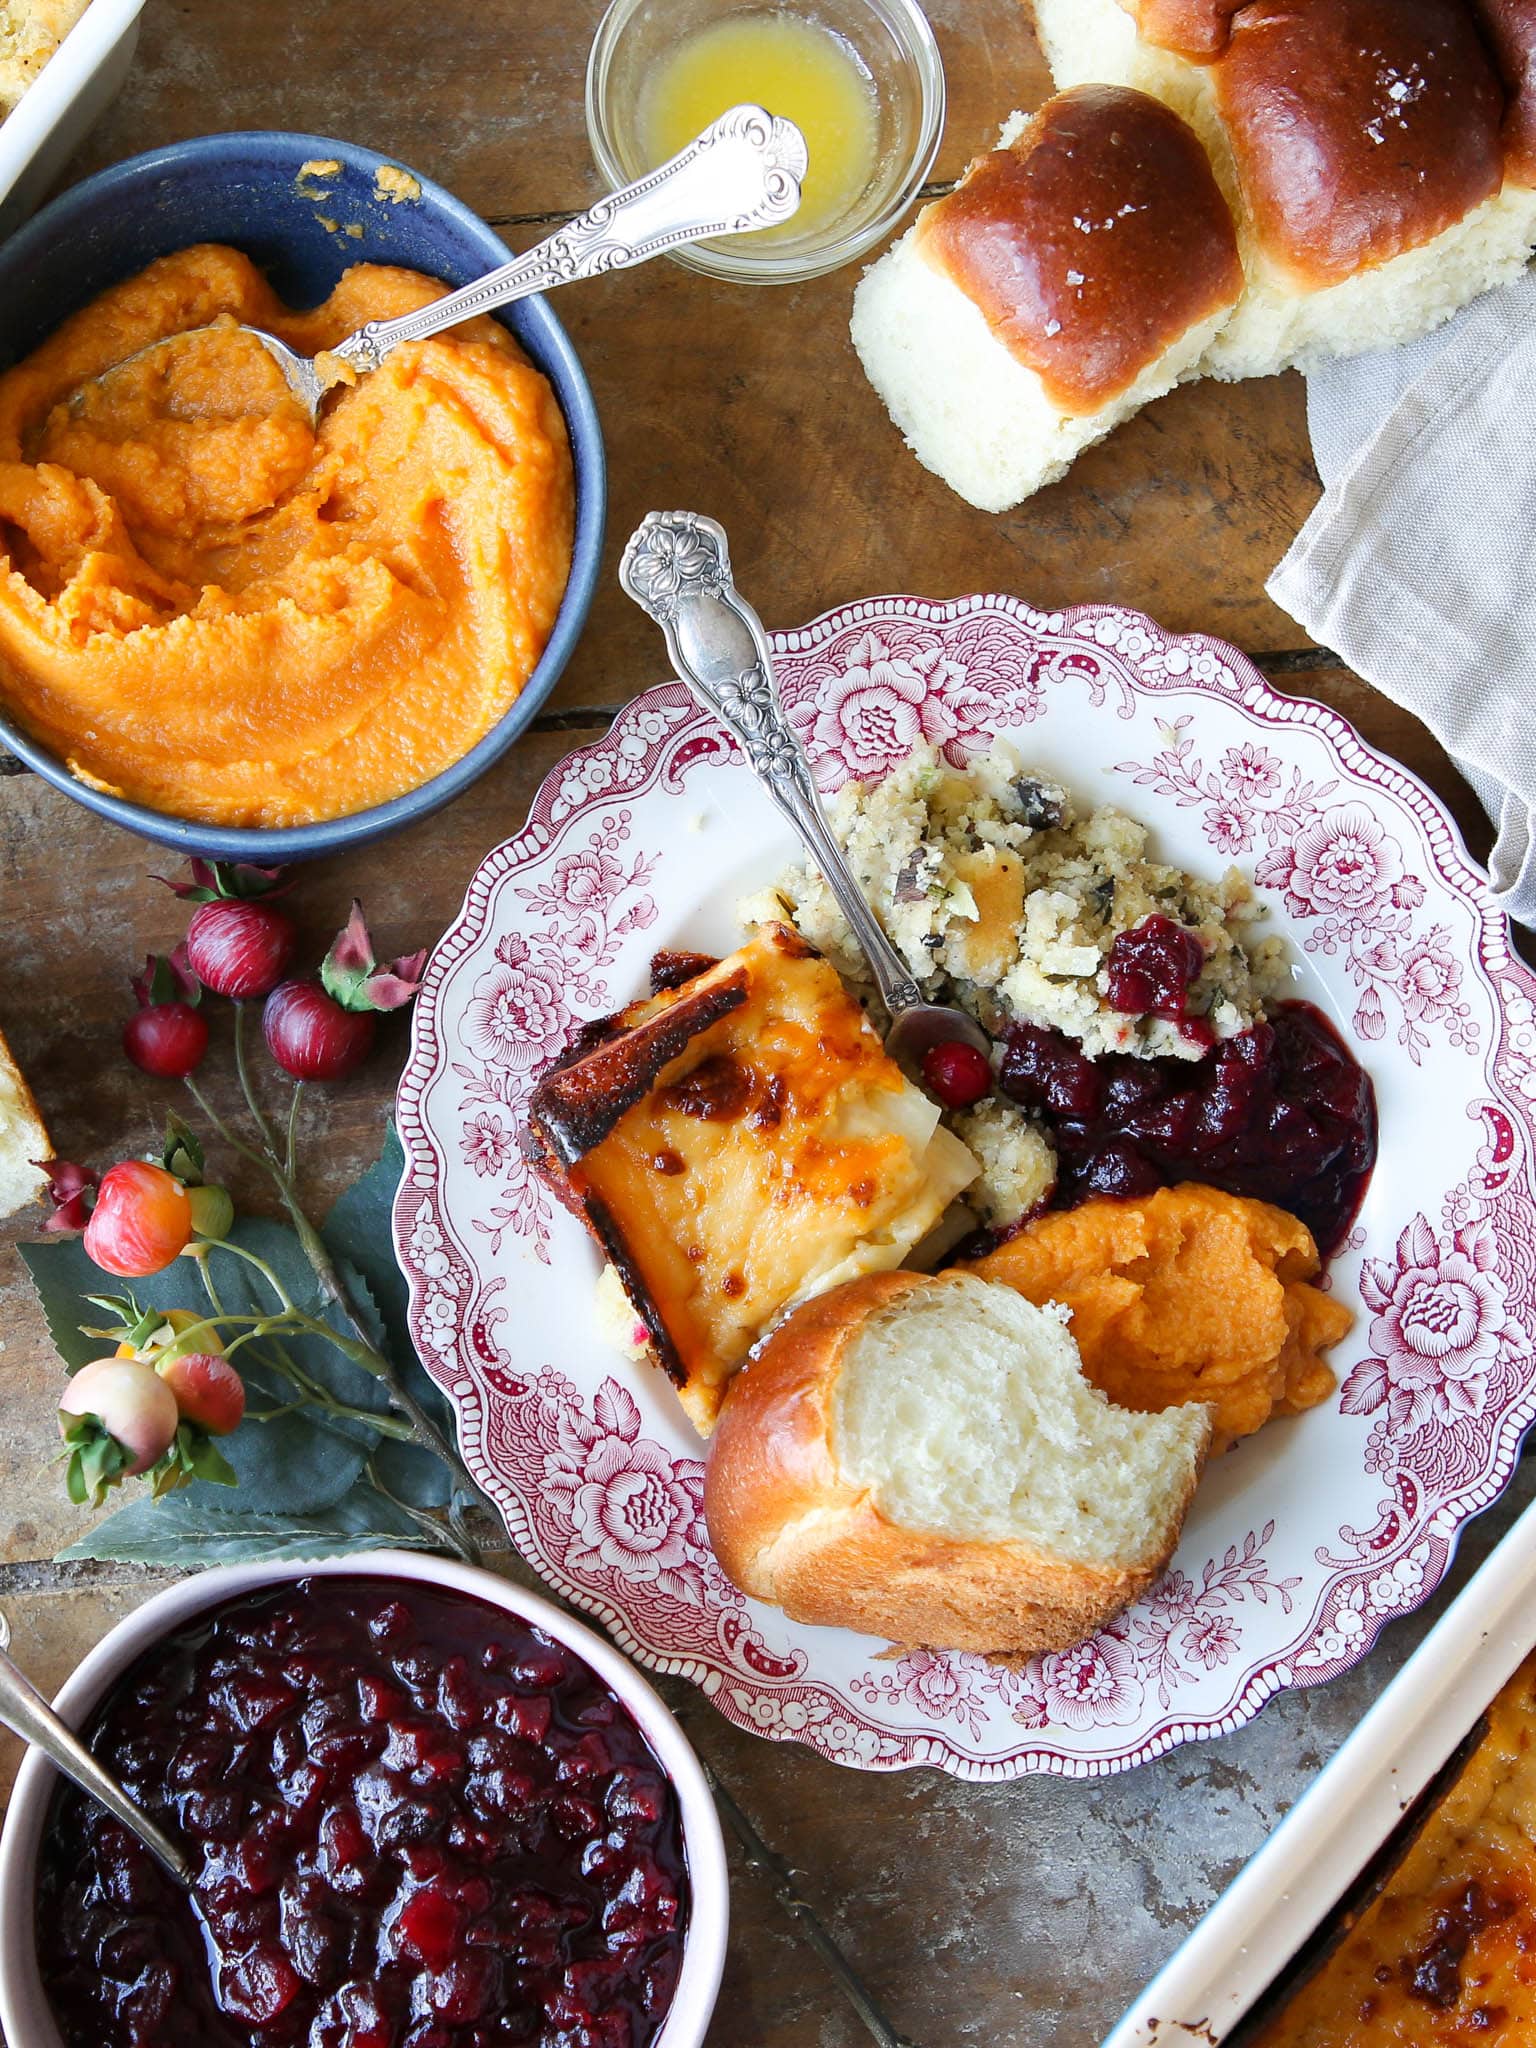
[0,0,144,240]
[1106,1491,1536,2046]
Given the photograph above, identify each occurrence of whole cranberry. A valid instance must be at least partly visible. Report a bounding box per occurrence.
[187,899,297,1000]
[123,1001,208,1079]
[263,981,375,1082]
[921,1039,992,1110]
[1073,1141,1162,1201]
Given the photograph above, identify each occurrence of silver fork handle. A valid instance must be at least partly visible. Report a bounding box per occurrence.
[619,510,924,1016]
[0,1612,192,1884]
[335,106,806,375]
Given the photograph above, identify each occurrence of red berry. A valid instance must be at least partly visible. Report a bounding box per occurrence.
[186,899,296,1000]
[921,1039,993,1110]
[59,1359,180,1476]
[83,1161,193,1276]
[262,980,375,1081]
[122,1000,208,1078]
[156,1351,246,1435]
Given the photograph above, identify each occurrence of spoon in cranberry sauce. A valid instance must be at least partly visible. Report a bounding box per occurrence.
[0,1605,192,1885]
[620,509,992,1080]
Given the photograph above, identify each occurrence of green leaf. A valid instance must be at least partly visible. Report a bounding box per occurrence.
[371,1436,454,1509]
[323,1121,457,1441]
[60,1422,130,1508]
[55,1484,453,1565]
[184,1432,239,1487]
[322,1121,410,1340]
[161,1110,206,1183]
[28,1120,470,1549]
[21,1237,118,1372]
[149,1423,239,1497]
[188,1222,389,1513]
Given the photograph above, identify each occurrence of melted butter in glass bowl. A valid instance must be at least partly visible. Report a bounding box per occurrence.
[586,0,945,283]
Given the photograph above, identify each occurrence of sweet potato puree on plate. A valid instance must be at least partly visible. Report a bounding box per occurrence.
[0,245,574,828]
[965,1184,1353,1449]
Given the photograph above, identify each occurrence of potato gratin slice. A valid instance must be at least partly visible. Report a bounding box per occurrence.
[527,925,978,1433]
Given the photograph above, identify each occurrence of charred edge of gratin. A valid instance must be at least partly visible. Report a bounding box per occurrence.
[527,971,751,1162]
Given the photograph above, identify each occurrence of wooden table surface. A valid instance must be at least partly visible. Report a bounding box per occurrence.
[0,4,1523,2045]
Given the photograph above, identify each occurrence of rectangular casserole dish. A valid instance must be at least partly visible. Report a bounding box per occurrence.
[1105,1491,1536,2046]
[0,0,144,240]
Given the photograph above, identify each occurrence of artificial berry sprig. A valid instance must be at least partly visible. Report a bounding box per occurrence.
[39,869,482,1558]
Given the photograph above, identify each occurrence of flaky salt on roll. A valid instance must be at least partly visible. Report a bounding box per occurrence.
[704,1270,1211,1658]
[850,84,1243,512]
[1033,0,1536,377]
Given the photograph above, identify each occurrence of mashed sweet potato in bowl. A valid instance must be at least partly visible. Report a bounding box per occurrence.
[0,134,603,855]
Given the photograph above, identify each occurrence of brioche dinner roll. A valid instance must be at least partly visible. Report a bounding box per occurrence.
[850,84,1242,512]
[1032,0,1536,379]
[1476,0,1536,184]
[704,1270,1212,1658]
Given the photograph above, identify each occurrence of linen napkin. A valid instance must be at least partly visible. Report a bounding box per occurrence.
[1266,267,1536,927]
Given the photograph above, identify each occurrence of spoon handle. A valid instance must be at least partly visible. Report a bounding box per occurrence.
[619,509,924,1018]
[0,1615,192,1884]
[336,106,806,375]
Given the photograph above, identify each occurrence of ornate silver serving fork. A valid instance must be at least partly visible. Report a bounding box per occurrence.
[75,105,807,422]
[619,509,991,1067]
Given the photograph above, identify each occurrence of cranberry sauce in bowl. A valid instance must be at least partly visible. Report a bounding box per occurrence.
[36,1576,690,2048]
[1000,999,1377,1258]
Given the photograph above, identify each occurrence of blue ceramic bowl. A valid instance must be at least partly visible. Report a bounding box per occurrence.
[0,131,605,860]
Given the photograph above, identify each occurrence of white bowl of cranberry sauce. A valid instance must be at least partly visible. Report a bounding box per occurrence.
[0,1553,728,2048]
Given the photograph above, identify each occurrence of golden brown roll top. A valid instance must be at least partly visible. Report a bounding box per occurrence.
[915,85,1242,414]
[857,0,1536,506]
[1474,0,1536,184]
[1209,0,1506,286]
[1129,0,1244,60]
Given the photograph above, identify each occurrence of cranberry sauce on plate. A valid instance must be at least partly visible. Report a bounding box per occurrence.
[1000,999,1377,1257]
[36,1577,688,2048]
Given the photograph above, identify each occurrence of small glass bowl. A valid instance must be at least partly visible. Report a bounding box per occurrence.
[585,0,946,284]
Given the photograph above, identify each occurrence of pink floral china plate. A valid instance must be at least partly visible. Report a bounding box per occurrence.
[394,594,1536,1778]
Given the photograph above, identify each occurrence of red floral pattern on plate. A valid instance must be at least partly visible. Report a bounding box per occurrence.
[396,594,1536,1778]
[1117,717,1473,1062]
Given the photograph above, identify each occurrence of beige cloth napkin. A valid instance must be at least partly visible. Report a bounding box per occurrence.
[1267,269,1536,927]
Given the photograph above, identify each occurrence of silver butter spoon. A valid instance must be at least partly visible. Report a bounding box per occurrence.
[619,509,992,1070]
[74,105,808,423]
[0,1606,193,1885]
